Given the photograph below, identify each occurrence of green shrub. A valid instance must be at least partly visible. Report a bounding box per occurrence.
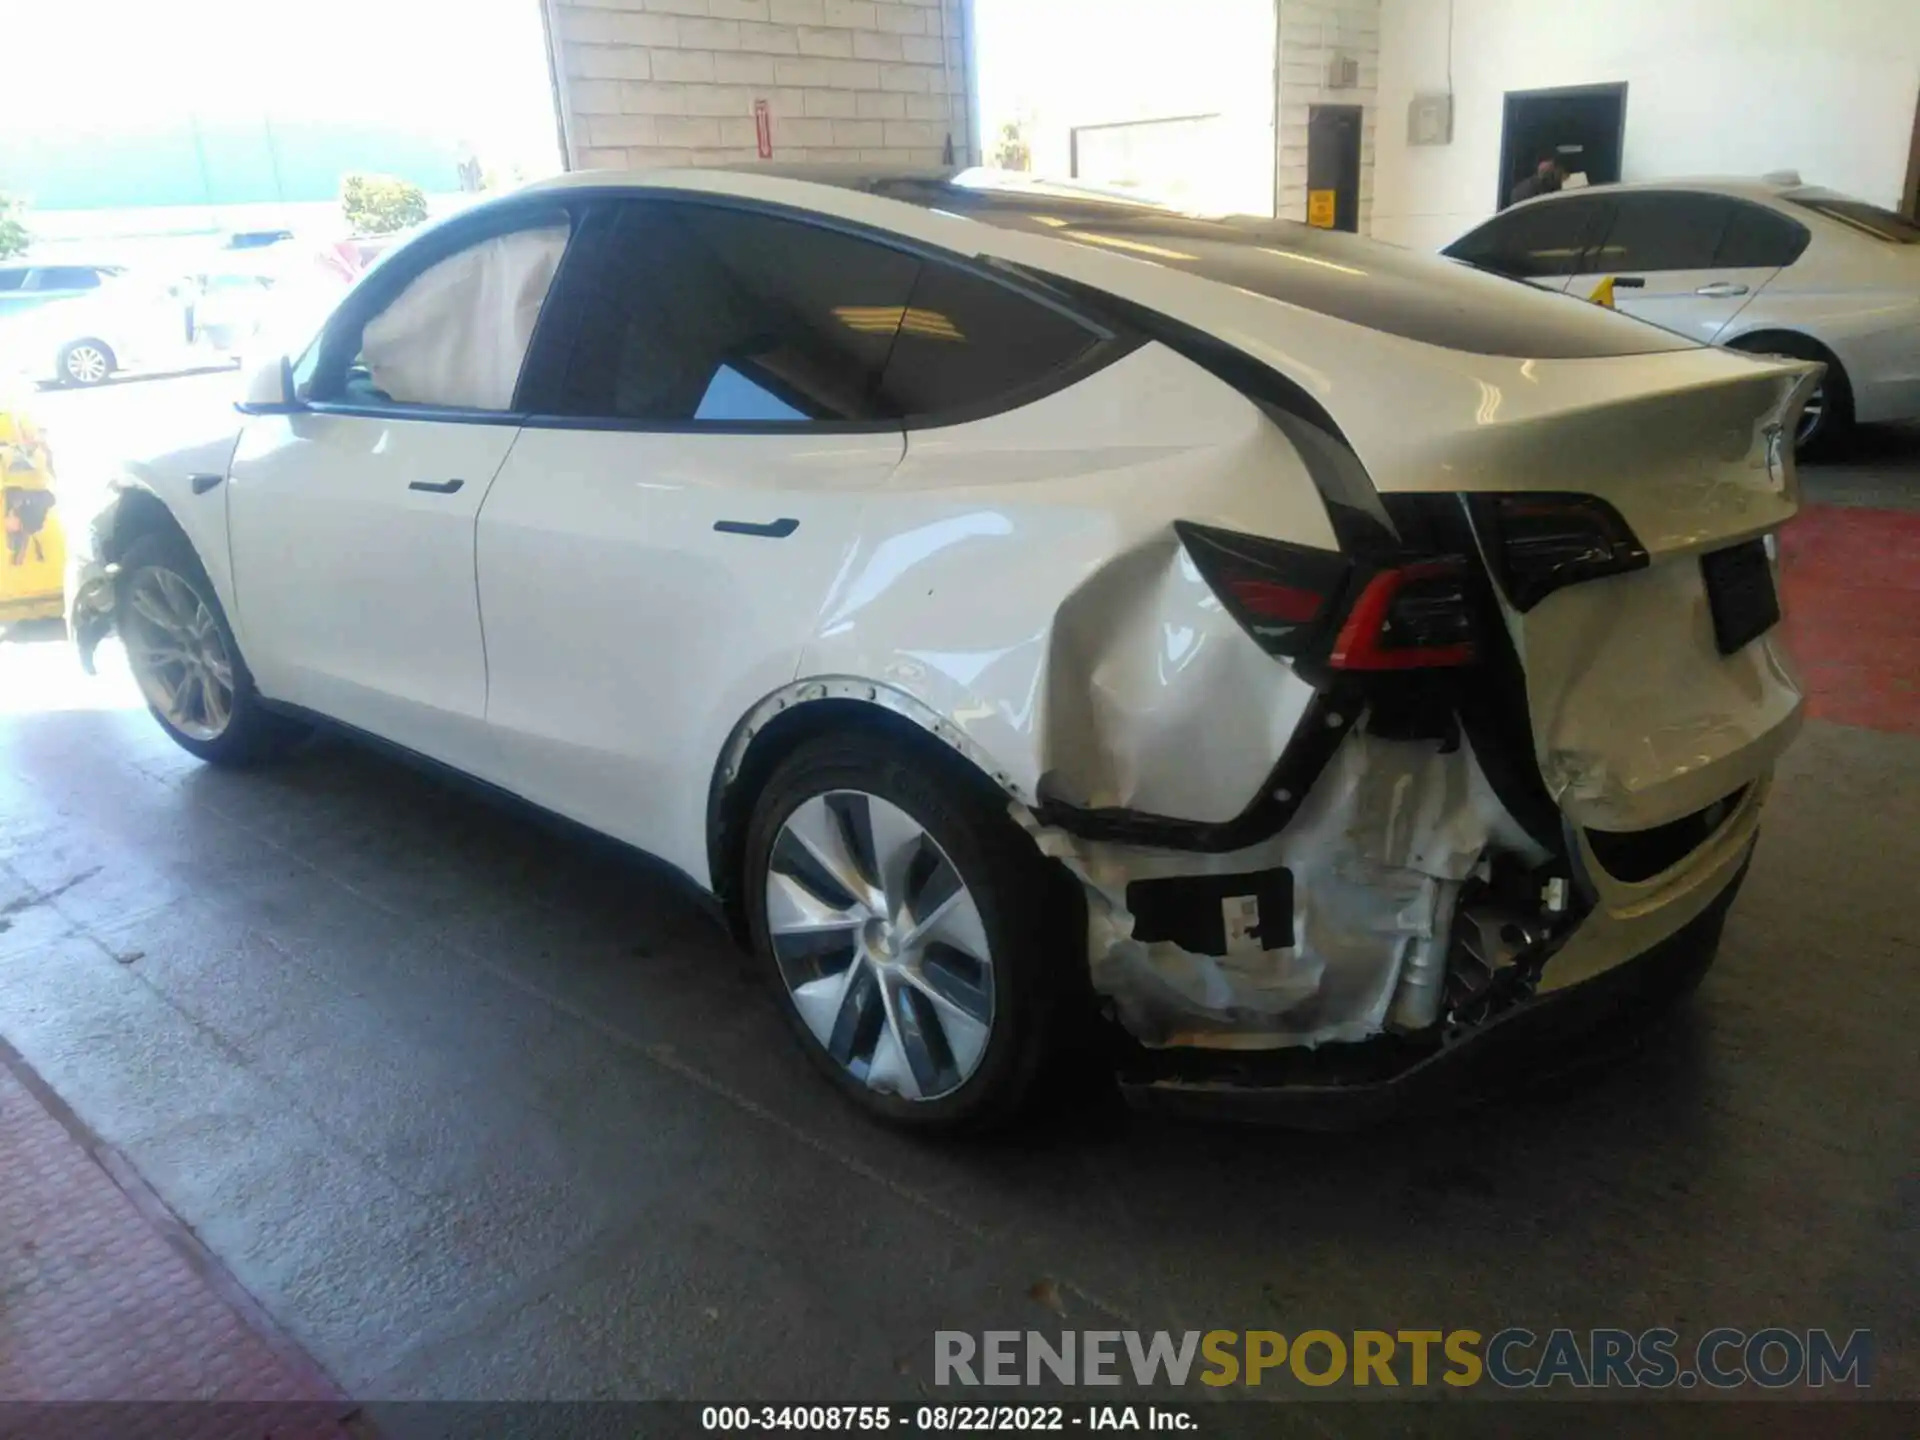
[341,173,428,236]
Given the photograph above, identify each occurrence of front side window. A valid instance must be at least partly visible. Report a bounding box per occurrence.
[542,202,920,424]
[1587,193,1734,272]
[314,219,571,411]
[1443,196,1613,279]
[0,268,28,293]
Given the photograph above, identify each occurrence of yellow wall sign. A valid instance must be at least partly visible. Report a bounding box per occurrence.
[1307,189,1337,228]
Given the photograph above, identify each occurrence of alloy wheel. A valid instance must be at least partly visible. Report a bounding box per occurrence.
[121,566,236,741]
[1796,382,1825,447]
[765,789,995,1101]
[65,345,109,385]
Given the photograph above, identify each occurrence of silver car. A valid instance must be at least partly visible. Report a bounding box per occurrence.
[1444,176,1920,454]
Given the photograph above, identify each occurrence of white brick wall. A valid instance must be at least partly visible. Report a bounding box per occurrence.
[1275,0,1380,232]
[546,0,973,171]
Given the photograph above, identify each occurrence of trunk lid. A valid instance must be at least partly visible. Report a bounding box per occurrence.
[1395,352,1820,833]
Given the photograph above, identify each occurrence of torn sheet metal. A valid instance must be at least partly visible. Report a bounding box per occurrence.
[1018,730,1542,1049]
[360,223,568,410]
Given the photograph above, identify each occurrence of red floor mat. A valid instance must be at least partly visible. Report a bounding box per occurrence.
[1778,504,1920,737]
[0,1044,357,1436]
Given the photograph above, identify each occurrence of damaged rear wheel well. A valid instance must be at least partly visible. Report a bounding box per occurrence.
[708,696,1042,948]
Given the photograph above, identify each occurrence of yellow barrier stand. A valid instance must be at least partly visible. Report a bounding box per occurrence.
[1,398,67,626]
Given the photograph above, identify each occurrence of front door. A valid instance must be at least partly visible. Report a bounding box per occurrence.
[224,215,572,775]
[226,412,521,773]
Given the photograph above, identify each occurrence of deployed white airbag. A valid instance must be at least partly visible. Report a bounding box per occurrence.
[360,224,569,409]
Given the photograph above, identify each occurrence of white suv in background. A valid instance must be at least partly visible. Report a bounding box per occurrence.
[1444,177,1920,454]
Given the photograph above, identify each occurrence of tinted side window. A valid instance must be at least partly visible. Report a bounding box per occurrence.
[0,268,27,292]
[1589,194,1734,272]
[1713,202,1810,267]
[877,262,1101,419]
[27,266,104,291]
[1444,197,1612,278]
[544,203,920,424]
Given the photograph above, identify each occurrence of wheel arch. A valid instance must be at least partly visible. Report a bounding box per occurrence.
[101,483,192,565]
[1722,327,1851,395]
[706,678,1029,945]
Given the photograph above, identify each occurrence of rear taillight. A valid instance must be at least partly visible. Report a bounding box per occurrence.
[1329,559,1478,670]
[1470,493,1648,612]
[1175,522,1350,660]
[1176,521,1481,674]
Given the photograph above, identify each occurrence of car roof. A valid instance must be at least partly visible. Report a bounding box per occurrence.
[509,164,1692,360]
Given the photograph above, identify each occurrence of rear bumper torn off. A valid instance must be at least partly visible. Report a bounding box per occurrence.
[1118,855,1748,1127]
[1017,728,1549,1052]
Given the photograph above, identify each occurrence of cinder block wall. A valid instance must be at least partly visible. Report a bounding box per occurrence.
[1275,0,1380,231]
[544,0,974,171]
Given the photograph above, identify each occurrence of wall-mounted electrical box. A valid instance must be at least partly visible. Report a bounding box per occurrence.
[1408,91,1454,146]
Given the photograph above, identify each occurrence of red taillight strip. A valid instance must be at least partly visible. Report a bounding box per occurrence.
[1225,577,1326,624]
[1329,562,1477,670]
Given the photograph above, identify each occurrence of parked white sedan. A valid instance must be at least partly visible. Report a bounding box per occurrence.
[70,168,1815,1130]
[0,271,228,388]
[1444,175,1920,455]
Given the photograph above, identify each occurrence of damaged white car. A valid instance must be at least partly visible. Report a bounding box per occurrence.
[70,168,1816,1131]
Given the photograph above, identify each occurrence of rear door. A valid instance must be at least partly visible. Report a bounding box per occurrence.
[1563,192,1787,341]
[1442,193,1615,292]
[476,199,917,881]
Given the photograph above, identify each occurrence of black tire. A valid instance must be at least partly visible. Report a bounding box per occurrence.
[1729,332,1853,460]
[57,338,115,388]
[742,729,1074,1134]
[115,528,304,765]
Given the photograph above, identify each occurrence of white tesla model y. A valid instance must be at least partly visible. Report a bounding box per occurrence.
[71,168,1817,1130]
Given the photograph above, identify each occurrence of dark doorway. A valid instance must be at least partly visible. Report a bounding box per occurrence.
[1498,83,1627,210]
[1307,105,1363,232]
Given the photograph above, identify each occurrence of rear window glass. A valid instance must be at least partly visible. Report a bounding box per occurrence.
[877,261,1101,418]
[1784,191,1920,243]
[1715,203,1810,267]
[1588,193,1733,271]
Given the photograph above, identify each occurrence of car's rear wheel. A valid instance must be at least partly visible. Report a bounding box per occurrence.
[116,530,304,765]
[58,338,115,387]
[742,730,1070,1133]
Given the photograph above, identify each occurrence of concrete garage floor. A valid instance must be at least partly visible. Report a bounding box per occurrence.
[1,378,1916,1420]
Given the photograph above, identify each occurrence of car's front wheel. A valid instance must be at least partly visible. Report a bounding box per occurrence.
[743,730,1071,1133]
[115,529,303,764]
[58,338,115,387]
